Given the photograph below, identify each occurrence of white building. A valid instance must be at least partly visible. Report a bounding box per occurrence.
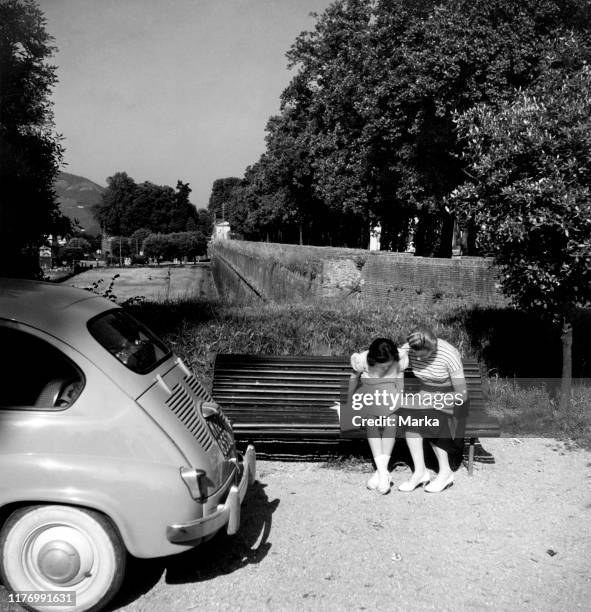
[213,221,231,241]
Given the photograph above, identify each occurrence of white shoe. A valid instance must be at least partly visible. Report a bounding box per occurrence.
[398,472,431,492]
[377,471,391,495]
[424,473,454,493]
[366,471,379,490]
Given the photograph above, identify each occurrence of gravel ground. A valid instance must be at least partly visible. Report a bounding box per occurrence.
[112,438,590,612]
[2,438,590,612]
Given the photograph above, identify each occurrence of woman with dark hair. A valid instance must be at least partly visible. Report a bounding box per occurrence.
[349,338,408,495]
[397,326,468,493]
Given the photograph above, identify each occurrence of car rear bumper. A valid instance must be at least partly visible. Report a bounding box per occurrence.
[166,445,256,544]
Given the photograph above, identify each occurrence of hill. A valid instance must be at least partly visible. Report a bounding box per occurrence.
[55,171,104,235]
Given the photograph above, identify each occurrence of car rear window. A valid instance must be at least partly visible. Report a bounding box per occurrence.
[88,310,171,374]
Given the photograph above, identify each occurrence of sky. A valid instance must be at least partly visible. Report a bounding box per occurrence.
[38,0,334,208]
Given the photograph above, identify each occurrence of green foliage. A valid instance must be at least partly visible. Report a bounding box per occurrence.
[452,64,591,320]
[190,209,213,238]
[93,173,203,237]
[279,254,323,280]
[108,236,131,262]
[59,237,91,264]
[486,377,591,449]
[142,231,207,261]
[207,177,242,220]
[129,227,152,254]
[226,0,591,253]
[0,0,71,277]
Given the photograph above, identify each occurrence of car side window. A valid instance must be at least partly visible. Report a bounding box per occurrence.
[88,310,170,374]
[0,327,84,410]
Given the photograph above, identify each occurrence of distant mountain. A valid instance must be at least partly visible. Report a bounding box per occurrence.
[54,171,104,235]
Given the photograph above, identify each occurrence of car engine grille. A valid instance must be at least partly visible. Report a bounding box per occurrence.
[165,383,213,451]
[207,413,234,457]
[165,372,235,457]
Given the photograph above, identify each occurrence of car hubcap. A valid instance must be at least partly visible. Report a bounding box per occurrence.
[28,525,94,586]
[38,541,80,583]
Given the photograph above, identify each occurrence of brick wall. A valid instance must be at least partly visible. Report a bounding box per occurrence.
[210,240,505,305]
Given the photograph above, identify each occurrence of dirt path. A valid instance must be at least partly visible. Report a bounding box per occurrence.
[97,438,590,612]
[65,266,217,301]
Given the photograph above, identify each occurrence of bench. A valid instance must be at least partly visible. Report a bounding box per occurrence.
[211,354,501,475]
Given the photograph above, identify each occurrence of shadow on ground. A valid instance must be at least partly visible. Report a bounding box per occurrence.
[237,439,465,473]
[107,481,279,610]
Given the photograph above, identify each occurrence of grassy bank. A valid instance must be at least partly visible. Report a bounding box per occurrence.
[129,296,591,450]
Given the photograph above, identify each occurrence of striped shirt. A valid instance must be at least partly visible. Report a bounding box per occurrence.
[400,339,464,387]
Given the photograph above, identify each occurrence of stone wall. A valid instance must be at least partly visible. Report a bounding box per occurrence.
[210,240,505,305]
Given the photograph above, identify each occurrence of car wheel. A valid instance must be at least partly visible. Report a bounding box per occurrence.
[0,505,126,612]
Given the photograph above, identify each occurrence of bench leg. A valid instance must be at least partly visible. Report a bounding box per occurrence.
[468,437,475,476]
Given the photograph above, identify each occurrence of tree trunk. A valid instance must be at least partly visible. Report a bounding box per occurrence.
[436,212,454,258]
[559,316,573,412]
[299,223,303,246]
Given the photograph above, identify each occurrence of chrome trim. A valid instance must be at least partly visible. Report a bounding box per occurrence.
[200,401,220,418]
[180,467,206,500]
[176,357,191,377]
[155,374,172,395]
[167,445,256,543]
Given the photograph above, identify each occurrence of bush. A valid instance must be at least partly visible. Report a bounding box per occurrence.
[131,254,147,265]
[143,231,207,261]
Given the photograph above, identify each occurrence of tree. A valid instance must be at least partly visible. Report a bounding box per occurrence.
[451,63,591,409]
[0,0,70,276]
[190,209,213,238]
[129,227,151,254]
[59,237,91,265]
[94,173,199,236]
[169,180,198,233]
[142,231,207,262]
[239,0,591,253]
[93,172,137,236]
[108,236,131,264]
[208,178,243,220]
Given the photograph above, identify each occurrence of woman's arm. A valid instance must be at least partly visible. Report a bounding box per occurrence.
[450,370,468,416]
[433,370,468,416]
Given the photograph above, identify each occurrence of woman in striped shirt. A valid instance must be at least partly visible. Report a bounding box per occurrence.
[397,326,468,493]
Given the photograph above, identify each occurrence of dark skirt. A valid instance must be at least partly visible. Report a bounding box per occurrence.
[396,407,449,438]
[397,384,467,459]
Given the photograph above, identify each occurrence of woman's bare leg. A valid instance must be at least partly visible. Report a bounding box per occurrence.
[366,427,382,461]
[380,427,396,459]
[365,427,382,488]
[429,443,453,486]
[367,426,391,493]
[402,433,430,488]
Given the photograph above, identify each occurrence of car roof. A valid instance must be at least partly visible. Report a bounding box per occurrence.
[0,278,118,333]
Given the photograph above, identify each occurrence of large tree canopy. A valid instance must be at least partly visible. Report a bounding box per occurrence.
[0,0,69,276]
[452,61,591,405]
[219,0,591,253]
[94,173,203,237]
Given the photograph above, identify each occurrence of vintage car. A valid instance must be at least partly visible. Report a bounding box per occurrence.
[0,278,256,611]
